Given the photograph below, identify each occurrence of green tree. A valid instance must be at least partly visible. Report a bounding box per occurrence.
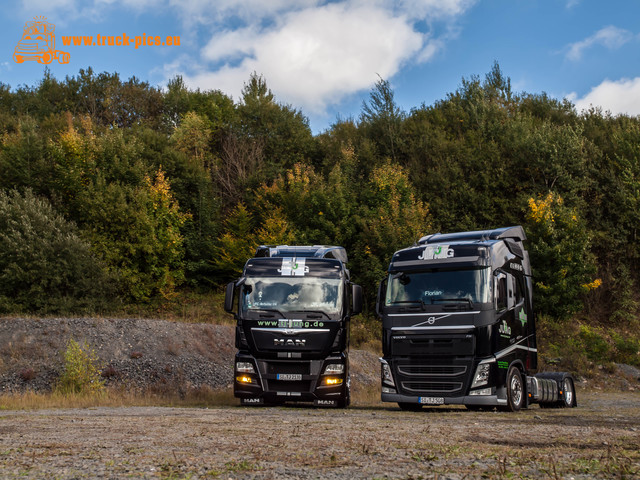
[525,191,599,318]
[0,189,115,313]
[360,76,405,162]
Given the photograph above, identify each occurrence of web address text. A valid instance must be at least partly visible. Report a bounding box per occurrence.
[61,34,180,49]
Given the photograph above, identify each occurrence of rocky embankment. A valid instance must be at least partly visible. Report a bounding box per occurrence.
[0,317,379,396]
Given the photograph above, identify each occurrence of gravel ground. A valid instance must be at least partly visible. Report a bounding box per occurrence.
[1,317,639,478]
[0,391,639,479]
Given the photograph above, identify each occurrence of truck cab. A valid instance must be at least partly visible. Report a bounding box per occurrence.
[378,226,577,411]
[225,245,362,407]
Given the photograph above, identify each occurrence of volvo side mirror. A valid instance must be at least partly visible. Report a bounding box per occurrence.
[376,278,387,317]
[351,284,363,316]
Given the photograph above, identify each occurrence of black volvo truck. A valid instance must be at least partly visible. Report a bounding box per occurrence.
[377,226,577,411]
[225,245,362,407]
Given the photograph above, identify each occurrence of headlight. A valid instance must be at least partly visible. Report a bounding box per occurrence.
[469,387,492,396]
[323,363,344,375]
[236,362,255,373]
[380,360,395,387]
[236,375,253,384]
[322,377,343,386]
[471,363,491,389]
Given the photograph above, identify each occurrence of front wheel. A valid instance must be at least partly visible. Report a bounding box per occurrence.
[337,382,350,408]
[499,366,524,412]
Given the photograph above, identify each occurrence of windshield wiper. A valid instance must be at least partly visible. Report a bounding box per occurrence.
[430,298,473,309]
[248,308,286,318]
[389,300,427,311]
[293,310,332,320]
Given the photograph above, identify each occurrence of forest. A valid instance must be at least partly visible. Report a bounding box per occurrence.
[0,63,638,369]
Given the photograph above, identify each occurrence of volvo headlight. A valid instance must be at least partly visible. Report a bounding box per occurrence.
[471,363,491,389]
[380,359,395,387]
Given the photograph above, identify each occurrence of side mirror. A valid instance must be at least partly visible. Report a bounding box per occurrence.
[376,278,387,317]
[351,284,363,316]
[224,281,235,313]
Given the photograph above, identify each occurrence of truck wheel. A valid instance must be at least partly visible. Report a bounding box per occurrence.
[57,52,70,64]
[398,402,422,411]
[560,376,576,408]
[39,52,53,64]
[500,366,524,412]
[337,383,350,408]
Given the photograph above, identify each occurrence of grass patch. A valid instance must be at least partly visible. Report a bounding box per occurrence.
[0,386,238,410]
[537,314,640,376]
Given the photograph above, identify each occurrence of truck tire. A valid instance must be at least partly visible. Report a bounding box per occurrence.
[536,372,577,408]
[500,366,524,412]
[559,376,576,408]
[337,382,351,408]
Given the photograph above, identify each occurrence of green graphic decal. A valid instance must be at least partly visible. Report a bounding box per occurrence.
[497,361,509,369]
[518,309,528,327]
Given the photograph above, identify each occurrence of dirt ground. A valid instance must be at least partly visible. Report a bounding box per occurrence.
[0,389,639,479]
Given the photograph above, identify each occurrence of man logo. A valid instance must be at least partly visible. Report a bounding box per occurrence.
[274,338,306,347]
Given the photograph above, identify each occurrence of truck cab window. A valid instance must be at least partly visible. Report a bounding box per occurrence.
[495,272,507,311]
[515,276,525,305]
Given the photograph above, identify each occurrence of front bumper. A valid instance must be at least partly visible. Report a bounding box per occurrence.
[234,352,348,406]
[381,391,507,407]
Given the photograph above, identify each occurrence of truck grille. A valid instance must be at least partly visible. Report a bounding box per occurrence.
[266,362,310,375]
[398,365,467,377]
[403,382,463,394]
[268,380,312,393]
[395,358,472,397]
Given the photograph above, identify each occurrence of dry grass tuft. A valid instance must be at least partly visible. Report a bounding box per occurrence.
[0,386,239,410]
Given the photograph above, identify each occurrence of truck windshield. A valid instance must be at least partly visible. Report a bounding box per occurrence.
[385,268,491,306]
[242,277,343,315]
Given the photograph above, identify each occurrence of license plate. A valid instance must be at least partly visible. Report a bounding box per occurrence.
[419,396,444,405]
[277,373,302,381]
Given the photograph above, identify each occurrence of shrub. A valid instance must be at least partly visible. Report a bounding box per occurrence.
[56,339,105,395]
[0,189,116,313]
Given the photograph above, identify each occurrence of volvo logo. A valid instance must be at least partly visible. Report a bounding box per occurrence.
[427,317,436,325]
[274,338,306,347]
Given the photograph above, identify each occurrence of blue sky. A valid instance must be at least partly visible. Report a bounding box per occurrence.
[2,1,640,133]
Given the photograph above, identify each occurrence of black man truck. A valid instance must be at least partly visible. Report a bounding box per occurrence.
[378,226,577,411]
[225,245,362,407]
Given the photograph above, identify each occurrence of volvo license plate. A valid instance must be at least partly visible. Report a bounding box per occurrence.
[277,374,302,381]
[419,396,444,405]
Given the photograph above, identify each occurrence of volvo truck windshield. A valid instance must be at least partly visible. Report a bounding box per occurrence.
[385,268,491,306]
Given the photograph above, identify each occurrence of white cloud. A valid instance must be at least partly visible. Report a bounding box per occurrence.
[18,0,476,115]
[569,77,640,116]
[184,3,425,112]
[566,25,634,61]
[181,0,475,113]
